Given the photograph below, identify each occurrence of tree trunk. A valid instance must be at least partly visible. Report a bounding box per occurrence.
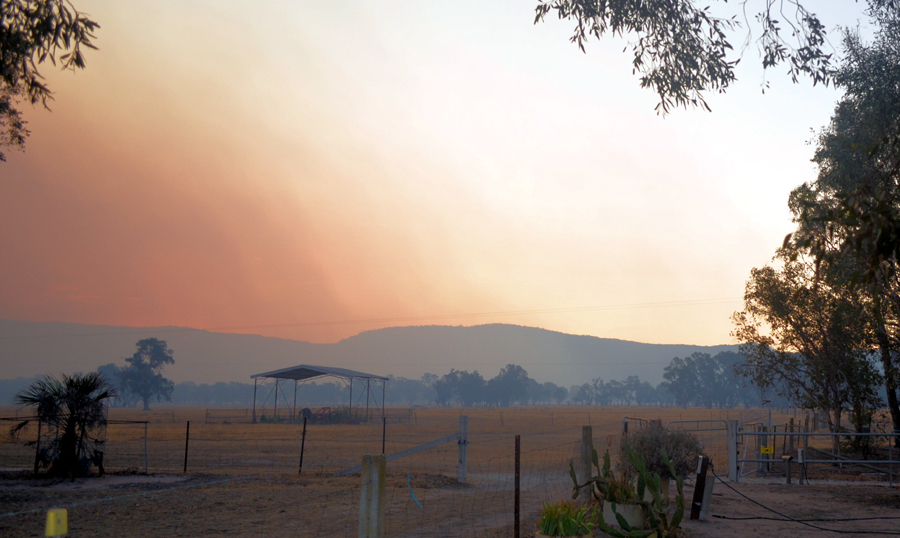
[872,280,900,432]
[875,319,900,433]
[831,408,842,454]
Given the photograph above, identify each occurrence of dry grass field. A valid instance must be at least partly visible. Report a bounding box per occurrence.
[2,405,898,537]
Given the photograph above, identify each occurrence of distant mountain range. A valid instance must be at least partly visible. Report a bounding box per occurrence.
[0,320,739,387]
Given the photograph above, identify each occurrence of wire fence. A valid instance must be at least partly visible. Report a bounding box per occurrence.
[0,406,816,538]
[1,409,595,538]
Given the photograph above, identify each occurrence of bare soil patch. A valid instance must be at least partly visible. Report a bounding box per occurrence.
[681,480,900,538]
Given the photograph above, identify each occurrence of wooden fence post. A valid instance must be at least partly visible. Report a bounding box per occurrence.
[727,420,739,482]
[299,416,307,475]
[143,422,148,475]
[358,455,386,538]
[183,421,190,474]
[458,415,468,484]
[578,426,593,504]
[515,435,521,538]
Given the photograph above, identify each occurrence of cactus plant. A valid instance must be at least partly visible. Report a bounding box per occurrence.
[569,446,685,538]
[568,447,636,504]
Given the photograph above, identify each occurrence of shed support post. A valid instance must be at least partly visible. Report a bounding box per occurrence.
[274,379,279,422]
[358,455,386,538]
[252,379,258,424]
[293,380,298,424]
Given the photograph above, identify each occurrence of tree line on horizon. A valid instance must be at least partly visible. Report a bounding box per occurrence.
[2,350,784,409]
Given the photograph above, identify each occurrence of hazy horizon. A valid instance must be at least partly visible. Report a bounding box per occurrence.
[0,318,740,386]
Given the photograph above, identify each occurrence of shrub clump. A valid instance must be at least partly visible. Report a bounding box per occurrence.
[622,422,704,479]
[536,499,594,537]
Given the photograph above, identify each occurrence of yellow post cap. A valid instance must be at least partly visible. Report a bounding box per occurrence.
[45,508,68,537]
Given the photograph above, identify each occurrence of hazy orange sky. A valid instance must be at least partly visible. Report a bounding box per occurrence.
[0,1,871,345]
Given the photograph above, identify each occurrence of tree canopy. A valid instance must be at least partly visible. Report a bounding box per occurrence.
[535,0,896,112]
[786,4,900,431]
[661,351,757,409]
[120,338,175,411]
[732,248,883,434]
[1,0,99,161]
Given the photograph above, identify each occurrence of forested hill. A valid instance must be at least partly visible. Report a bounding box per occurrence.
[0,319,737,387]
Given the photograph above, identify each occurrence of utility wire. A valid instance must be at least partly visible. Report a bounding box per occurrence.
[711,470,900,535]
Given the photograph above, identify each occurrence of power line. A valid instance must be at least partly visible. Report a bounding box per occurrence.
[0,297,741,341]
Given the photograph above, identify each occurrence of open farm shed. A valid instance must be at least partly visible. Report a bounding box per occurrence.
[250,365,388,423]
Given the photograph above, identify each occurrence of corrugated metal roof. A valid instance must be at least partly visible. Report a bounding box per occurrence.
[251,364,388,381]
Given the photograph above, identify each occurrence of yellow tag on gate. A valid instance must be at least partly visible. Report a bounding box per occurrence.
[45,509,67,536]
[761,445,774,454]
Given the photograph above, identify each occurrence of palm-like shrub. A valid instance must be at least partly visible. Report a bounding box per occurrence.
[12,372,115,478]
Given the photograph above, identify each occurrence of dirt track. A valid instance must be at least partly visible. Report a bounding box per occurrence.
[682,479,900,538]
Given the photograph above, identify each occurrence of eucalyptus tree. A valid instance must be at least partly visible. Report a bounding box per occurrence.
[788,4,900,430]
[1,0,100,161]
[433,369,486,407]
[732,248,883,440]
[120,338,175,411]
[534,0,854,112]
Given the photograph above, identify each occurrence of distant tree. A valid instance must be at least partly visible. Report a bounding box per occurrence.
[662,352,758,408]
[96,362,138,408]
[11,372,114,478]
[538,381,562,404]
[420,372,438,387]
[553,385,569,404]
[385,376,435,405]
[591,377,610,405]
[120,338,175,411]
[433,369,486,407]
[1,0,100,161]
[487,364,530,407]
[654,382,675,406]
[630,377,659,406]
[433,370,458,407]
[570,383,592,404]
[456,370,486,407]
[661,357,698,408]
[606,379,629,405]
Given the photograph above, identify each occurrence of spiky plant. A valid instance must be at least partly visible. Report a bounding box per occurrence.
[12,372,115,478]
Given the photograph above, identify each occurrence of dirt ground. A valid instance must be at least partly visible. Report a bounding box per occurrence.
[681,479,900,538]
[1,406,898,537]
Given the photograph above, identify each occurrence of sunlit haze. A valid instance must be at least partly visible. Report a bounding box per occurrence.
[0,1,871,346]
